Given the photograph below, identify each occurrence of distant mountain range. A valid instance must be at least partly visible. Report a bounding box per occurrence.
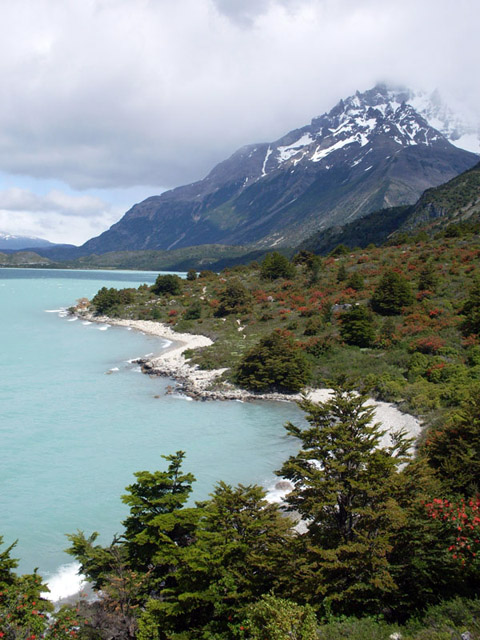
[0,232,57,250]
[77,84,478,256]
[35,160,480,271]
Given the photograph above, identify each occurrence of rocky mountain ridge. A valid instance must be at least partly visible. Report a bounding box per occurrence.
[75,85,479,254]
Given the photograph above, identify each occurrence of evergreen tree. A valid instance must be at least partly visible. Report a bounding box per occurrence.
[339,305,375,347]
[336,263,347,283]
[347,271,364,291]
[215,279,253,317]
[418,262,438,292]
[151,274,182,296]
[147,483,295,638]
[260,252,296,280]
[236,330,312,392]
[186,268,197,281]
[278,387,410,615]
[423,386,480,495]
[121,452,200,578]
[371,270,413,315]
[461,279,480,336]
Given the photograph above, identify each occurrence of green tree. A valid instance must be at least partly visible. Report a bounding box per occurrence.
[423,386,480,495]
[150,483,295,638]
[236,330,312,392]
[215,280,253,317]
[260,252,295,280]
[371,270,413,315]
[336,263,347,283]
[151,274,182,296]
[339,305,375,347]
[0,540,53,639]
[418,262,438,292]
[278,387,411,615]
[329,244,349,257]
[347,272,364,291]
[91,287,135,315]
[121,452,200,580]
[186,268,197,281]
[183,300,202,320]
[0,536,18,587]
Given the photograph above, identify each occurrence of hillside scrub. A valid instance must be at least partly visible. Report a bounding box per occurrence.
[83,235,480,423]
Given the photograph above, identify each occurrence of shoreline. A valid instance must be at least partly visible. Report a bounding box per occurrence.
[77,312,423,445]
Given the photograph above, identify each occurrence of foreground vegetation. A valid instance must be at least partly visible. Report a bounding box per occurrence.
[2,386,480,638]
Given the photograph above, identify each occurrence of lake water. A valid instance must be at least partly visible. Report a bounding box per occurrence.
[0,268,303,598]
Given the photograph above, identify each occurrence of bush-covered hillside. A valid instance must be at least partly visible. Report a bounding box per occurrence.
[84,235,480,423]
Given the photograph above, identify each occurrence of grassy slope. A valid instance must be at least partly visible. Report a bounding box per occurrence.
[0,251,51,265]
[85,233,480,426]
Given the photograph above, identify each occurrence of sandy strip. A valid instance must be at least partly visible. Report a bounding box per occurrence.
[85,315,229,390]
[80,314,422,443]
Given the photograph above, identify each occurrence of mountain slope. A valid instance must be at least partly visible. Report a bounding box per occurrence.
[402,160,480,230]
[81,85,478,255]
[300,161,480,254]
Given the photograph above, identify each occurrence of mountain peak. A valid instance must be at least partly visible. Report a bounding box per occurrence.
[80,84,478,255]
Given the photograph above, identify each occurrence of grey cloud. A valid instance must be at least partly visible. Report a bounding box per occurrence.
[0,188,123,244]
[0,188,108,216]
[0,0,477,193]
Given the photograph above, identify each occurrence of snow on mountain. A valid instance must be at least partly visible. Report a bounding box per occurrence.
[256,84,468,180]
[0,232,56,250]
[80,83,478,254]
[401,88,480,154]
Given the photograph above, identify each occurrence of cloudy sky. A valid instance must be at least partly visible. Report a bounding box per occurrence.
[0,0,478,245]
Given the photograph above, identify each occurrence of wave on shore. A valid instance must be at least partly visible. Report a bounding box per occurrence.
[43,562,87,602]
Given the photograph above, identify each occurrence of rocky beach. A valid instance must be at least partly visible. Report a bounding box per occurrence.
[80,313,423,447]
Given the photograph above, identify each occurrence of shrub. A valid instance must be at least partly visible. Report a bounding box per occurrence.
[183,301,202,320]
[462,280,480,336]
[243,595,317,640]
[371,270,414,315]
[215,280,253,317]
[91,287,135,315]
[186,268,197,281]
[235,330,312,392]
[418,262,438,292]
[410,336,446,354]
[304,316,323,336]
[347,272,364,291]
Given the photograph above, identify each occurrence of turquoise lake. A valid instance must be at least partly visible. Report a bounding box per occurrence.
[0,268,302,593]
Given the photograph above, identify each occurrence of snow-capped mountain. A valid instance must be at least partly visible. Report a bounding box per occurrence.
[80,84,478,254]
[407,88,480,154]
[0,232,56,250]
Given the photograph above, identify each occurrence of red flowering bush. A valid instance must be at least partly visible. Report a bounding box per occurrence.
[425,497,480,565]
[410,336,446,354]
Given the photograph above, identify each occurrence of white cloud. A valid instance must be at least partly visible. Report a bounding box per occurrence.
[0,0,476,193]
[0,188,122,244]
[0,0,477,245]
